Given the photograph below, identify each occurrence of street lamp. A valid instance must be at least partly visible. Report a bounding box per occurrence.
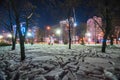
[7,34,12,38]
[56,29,61,35]
[27,32,32,37]
[46,26,51,37]
[46,26,51,30]
[118,38,120,41]
[0,35,3,42]
[74,22,77,27]
[6,34,12,43]
[86,32,91,44]
[0,35,3,39]
[55,29,62,44]
[27,32,33,44]
[86,32,91,37]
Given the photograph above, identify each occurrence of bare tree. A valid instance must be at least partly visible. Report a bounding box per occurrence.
[0,0,17,50]
[87,0,120,52]
[21,1,35,39]
[9,0,35,61]
[76,23,87,45]
[59,0,82,49]
[39,0,82,49]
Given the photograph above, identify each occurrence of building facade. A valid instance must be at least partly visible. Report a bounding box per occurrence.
[86,16,103,43]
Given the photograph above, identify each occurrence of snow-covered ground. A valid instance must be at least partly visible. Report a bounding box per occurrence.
[0,44,120,80]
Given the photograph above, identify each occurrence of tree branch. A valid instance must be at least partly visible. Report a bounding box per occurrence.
[92,18,105,33]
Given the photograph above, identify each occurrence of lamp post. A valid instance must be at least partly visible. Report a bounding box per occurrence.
[73,22,77,44]
[55,29,61,44]
[7,34,12,38]
[0,35,3,39]
[86,32,91,44]
[7,33,12,43]
[46,26,51,30]
[27,32,33,44]
[46,26,51,37]
[0,35,3,42]
[27,32,32,37]
[73,7,77,44]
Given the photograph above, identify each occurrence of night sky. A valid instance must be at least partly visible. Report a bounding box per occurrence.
[0,0,96,31]
[35,6,94,28]
[0,0,119,31]
[31,2,93,28]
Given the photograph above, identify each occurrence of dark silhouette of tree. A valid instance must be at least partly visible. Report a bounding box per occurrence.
[59,0,82,49]
[10,0,25,61]
[76,23,87,45]
[9,0,35,61]
[87,0,120,52]
[39,0,82,49]
[111,17,120,44]
[22,1,35,39]
[0,0,17,50]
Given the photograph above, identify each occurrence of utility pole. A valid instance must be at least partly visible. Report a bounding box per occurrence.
[73,7,76,24]
[73,7,77,44]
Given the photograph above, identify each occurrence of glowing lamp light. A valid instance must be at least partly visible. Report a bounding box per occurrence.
[46,26,51,30]
[7,34,12,38]
[0,35,3,39]
[86,33,91,37]
[118,38,120,40]
[56,29,61,35]
[74,23,77,27]
[27,32,32,37]
[88,38,91,42]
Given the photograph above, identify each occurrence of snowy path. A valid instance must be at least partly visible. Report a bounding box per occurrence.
[0,44,120,80]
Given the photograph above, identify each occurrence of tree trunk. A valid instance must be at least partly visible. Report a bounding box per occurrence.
[116,31,119,44]
[68,8,72,49]
[68,22,71,49]
[81,37,84,45]
[11,36,15,50]
[10,0,26,61]
[101,5,112,53]
[11,30,17,50]
[116,38,118,44]
[102,34,107,52]
[16,18,25,61]
[19,36,25,61]
[110,35,113,45]
[8,1,16,50]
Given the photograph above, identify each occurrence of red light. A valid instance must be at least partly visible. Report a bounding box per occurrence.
[46,26,51,30]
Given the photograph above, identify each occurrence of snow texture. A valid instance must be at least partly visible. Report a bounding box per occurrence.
[0,44,120,80]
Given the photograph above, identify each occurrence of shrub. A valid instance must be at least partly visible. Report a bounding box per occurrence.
[0,42,11,46]
[63,40,68,44]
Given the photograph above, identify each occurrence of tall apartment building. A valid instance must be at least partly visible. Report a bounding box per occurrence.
[86,16,103,43]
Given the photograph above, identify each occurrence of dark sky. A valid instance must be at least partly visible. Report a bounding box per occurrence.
[35,6,92,28]
[0,0,119,31]
[30,1,95,28]
[0,0,95,31]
